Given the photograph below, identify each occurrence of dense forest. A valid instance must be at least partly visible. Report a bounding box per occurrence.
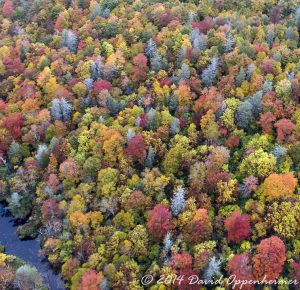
[1,0,300,289]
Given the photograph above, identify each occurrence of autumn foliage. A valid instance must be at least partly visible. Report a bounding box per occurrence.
[147,204,173,239]
[252,236,286,281]
[259,173,297,201]
[224,211,251,243]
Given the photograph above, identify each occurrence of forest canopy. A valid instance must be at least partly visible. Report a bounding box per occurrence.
[1,0,300,289]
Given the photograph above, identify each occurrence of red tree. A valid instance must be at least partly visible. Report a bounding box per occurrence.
[77,269,103,290]
[174,268,199,290]
[274,119,295,143]
[227,254,254,290]
[147,204,173,239]
[2,0,14,18]
[0,100,7,112]
[252,236,286,281]
[262,60,274,74]
[171,252,193,270]
[92,80,113,95]
[225,136,240,149]
[131,53,148,82]
[125,190,147,211]
[41,199,61,221]
[124,134,147,163]
[158,10,174,27]
[3,56,25,76]
[259,112,276,134]
[192,16,213,34]
[224,211,251,243]
[1,113,23,140]
[291,79,300,103]
[183,209,212,244]
[291,261,300,283]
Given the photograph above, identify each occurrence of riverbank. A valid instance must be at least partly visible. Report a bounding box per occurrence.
[0,204,65,290]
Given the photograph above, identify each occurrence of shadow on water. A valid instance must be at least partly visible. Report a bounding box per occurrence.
[0,204,65,290]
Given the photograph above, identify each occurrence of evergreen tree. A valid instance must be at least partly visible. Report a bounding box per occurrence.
[262,79,273,93]
[126,128,136,143]
[61,29,77,53]
[145,38,157,58]
[176,46,187,67]
[235,68,246,87]
[201,57,218,87]
[147,108,156,130]
[36,144,49,168]
[84,78,94,92]
[286,26,295,40]
[90,1,102,19]
[295,6,300,31]
[249,90,263,119]
[60,98,73,121]
[171,185,186,216]
[203,257,222,281]
[50,98,72,122]
[266,28,275,47]
[151,52,162,72]
[162,232,173,258]
[145,146,155,169]
[246,64,255,81]
[235,100,254,129]
[224,34,235,53]
[178,63,190,80]
[170,117,180,135]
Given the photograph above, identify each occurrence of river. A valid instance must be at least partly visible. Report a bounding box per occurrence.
[0,204,65,290]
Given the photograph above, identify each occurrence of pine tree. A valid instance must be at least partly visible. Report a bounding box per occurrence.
[147,108,156,130]
[170,117,180,135]
[266,28,275,47]
[203,257,222,280]
[271,144,287,163]
[286,26,295,40]
[224,34,234,53]
[168,94,178,113]
[145,146,155,169]
[176,46,187,68]
[235,68,246,87]
[84,78,94,92]
[92,57,104,80]
[10,192,21,208]
[151,52,162,72]
[50,98,72,122]
[246,64,255,81]
[178,63,190,80]
[126,128,136,143]
[36,144,49,168]
[90,1,102,20]
[235,100,254,129]
[273,52,282,62]
[60,98,73,121]
[295,6,300,31]
[8,142,21,160]
[188,11,195,23]
[61,29,77,53]
[162,232,173,258]
[201,57,218,87]
[171,185,186,216]
[193,32,207,50]
[262,79,273,93]
[249,91,263,119]
[50,98,63,121]
[145,38,157,58]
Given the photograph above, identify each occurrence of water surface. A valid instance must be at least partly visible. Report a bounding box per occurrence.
[0,204,65,290]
